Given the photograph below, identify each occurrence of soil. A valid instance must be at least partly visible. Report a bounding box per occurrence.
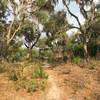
[0,62,100,100]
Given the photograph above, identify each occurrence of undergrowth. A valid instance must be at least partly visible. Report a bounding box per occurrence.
[6,62,48,92]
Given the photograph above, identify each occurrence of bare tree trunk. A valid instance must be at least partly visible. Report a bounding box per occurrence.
[28,47,32,60]
[83,43,89,62]
[7,19,22,45]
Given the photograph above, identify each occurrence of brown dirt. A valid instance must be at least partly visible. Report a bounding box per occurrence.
[0,62,100,100]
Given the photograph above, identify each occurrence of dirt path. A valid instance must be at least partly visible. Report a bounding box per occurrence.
[44,70,67,100]
[0,69,67,100]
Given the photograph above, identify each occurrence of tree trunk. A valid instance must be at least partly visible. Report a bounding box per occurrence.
[28,47,32,60]
[83,43,89,61]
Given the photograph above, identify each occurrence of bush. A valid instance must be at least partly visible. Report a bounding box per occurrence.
[72,57,81,64]
[14,79,37,92]
[0,64,6,73]
[8,70,18,81]
[39,49,53,60]
[48,57,55,64]
[72,43,84,57]
[7,62,48,92]
[15,79,47,92]
[32,49,39,58]
[7,65,23,81]
[33,66,48,79]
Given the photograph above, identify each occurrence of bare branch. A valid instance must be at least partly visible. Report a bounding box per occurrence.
[64,3,82,28]
[7,17,15,44]
[69,26,80,30]
[7,21,22,44]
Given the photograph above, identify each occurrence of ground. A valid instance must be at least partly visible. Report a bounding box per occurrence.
[0,61,100,100]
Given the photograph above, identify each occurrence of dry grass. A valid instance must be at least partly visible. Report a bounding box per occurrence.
[0,60,99,100]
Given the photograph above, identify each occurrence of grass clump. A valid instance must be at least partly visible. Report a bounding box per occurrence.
[0,64,6,73]
[14,79,47,92]
[72,57,81,65]
[14,79,37,92]
[7,62,48,92]
[33,66,48,79]
[7,65,23,81]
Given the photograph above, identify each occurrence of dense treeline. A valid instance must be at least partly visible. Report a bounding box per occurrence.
[0,0,100,62]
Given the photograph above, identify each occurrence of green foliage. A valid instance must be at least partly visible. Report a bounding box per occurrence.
[36,0,47,7]
[33,66,48,79]
[48,56,65,66]
[7,41,24,62]
[40,49,53,59]
[72,57,81,64]
[32,49,39,58]
[8,66,22,81]
[0,64,6,73]
[15,78,47,92]
[10,52,22,62]
[73,43,83,51]
[92,13,100,32]
[0,25,3,33]
[36,37,47,48]
[63,55,68,63]
[48,56,55,64]
[44,11,68,34]
[9,72,18,81]
[15,79,37,92]
[6,62,48,92]
[35,11,49,24]
[67,34,84,58]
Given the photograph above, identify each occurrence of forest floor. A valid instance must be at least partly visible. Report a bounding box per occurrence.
[0,60,100,100]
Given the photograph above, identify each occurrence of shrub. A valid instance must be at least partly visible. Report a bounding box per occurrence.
[48,57,55,64]
[14,79,37,92]
[33,66,48,79]
[0,64,6,73]
[7,65,23,81]
[32,49,39,58]
[72,57,81,64]
[8,70,18,81]
[14,78,47,92]
[7,62,48,92]
[27,81,37,92]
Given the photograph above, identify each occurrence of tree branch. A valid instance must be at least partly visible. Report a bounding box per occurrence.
[64,3,82,28]
[31,33,41,49]
[7,16,15,45]
[69,26,80,30]
[7,21,22,45]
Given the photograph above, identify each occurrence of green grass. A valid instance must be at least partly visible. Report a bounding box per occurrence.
[0,64,6,73]
[6,61,48,92]
[72,57,81,65]
[32,66,48,79]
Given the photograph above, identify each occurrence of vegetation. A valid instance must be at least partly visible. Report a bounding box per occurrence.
[0,0,100,98]
[33,66,48,79]
[0,0,99,61]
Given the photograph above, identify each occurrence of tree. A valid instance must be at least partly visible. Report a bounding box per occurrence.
[61,0,99,61]
[88,12,100,58]
[21,24,41,59]
[0,0,48,59]
[6,0,30,45]
[43,11,69,59]
[0,0,7,58]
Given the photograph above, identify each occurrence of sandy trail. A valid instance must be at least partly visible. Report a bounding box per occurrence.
[44,70,67,100]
